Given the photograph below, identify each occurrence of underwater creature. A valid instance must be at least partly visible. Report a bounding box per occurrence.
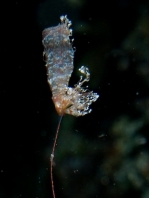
[42,15,99,198]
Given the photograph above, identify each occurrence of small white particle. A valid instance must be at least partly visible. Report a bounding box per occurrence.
[74,170,78,173]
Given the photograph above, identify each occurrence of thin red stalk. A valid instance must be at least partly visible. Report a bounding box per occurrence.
[50,115,63,198]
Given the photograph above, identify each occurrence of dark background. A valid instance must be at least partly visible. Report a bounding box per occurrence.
[1,0,149,197]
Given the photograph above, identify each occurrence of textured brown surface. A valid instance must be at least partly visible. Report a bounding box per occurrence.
[42,16,74,95]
